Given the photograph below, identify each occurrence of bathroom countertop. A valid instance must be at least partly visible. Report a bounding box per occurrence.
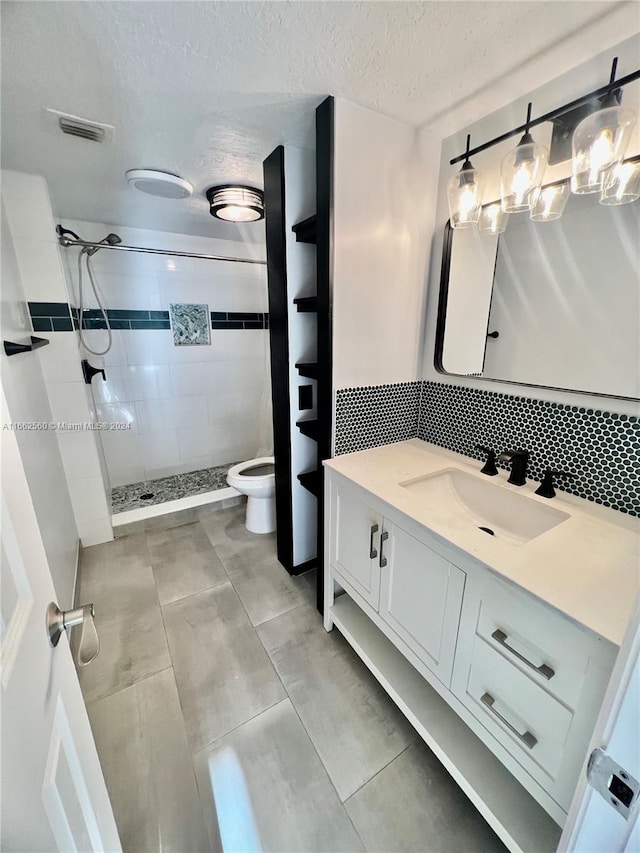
[325,439,640,647]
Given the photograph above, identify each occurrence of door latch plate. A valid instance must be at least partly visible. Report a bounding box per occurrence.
[587,747,639,819]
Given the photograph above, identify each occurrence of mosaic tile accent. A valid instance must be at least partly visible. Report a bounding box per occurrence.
[169,303,210,346]
[335,382,422,456]
[111,462,242,514]
[418,381,640,517]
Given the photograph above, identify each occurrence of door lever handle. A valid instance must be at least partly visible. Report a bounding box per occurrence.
[46,602,100,666]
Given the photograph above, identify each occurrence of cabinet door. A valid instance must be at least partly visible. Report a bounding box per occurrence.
[330,479,382,609]
[379,523,465,686]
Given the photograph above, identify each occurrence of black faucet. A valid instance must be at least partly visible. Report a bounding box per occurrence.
[475,444,498,476]
[535,468,576,499]
[498,449,529,486]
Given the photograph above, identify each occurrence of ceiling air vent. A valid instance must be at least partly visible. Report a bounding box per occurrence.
[45,109,115,145]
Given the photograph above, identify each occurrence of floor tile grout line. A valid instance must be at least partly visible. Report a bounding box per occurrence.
[343,740,416,805]
[84,664,175,708]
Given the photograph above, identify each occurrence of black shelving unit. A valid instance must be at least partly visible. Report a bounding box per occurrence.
[296,418,319,441]
[298,470,320,497]
[293,296,318,313]
[295,362,319,379]
[263,97,334,595]
[292,215,317,244]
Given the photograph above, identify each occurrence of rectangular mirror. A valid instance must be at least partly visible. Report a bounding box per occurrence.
[435,186,640,401]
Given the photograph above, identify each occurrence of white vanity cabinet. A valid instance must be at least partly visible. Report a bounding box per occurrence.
[451,572,616,813]
[324,455,625,852]
[329,475,466,686]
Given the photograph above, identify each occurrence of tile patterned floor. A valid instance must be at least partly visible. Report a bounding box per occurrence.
[111,462,242,514]
[77,505,507,852]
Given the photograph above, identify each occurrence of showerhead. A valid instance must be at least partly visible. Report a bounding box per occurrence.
[86,232,122,256]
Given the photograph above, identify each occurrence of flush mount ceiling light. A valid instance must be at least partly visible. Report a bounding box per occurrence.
[572,59,637,195]
[501,103,549,213]
[206,185,264,222]
[126,169,193,199]
[447,135,483,229]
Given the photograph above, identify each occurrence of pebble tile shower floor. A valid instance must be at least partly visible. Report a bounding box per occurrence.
[77,505,507,852]
[111,462,242,513]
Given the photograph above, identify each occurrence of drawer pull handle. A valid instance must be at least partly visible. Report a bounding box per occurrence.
[491,629,555,681]
[379,531,389,568]
[369,524,379,559]
[481,693,537,750]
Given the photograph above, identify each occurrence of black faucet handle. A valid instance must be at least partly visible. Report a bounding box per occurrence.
[475,444,498,477]
[535,468,576,499]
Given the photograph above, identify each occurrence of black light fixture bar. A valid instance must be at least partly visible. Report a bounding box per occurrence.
[450,60,640,166]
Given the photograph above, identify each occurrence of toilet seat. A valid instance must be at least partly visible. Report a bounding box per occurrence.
[228,457,275,484]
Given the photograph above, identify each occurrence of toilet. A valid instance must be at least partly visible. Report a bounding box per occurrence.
[227,456,276,534]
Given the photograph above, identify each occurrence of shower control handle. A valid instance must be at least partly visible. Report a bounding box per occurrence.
[81,359,106,385]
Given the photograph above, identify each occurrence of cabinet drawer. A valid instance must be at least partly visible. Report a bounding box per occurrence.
[462,637,574,782]
[475,577,598,710]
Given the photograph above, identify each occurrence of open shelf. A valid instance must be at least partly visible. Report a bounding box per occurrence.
[293,296,318,313]
[330,595,562,853]
[297,470,320,497]
[295,362,319,379]
[296,418,319,441]
[292,215,317,244]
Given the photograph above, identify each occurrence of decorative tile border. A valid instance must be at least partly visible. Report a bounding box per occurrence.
[334,379,639,517]
[28,302,268,332]
[335,382,422,456]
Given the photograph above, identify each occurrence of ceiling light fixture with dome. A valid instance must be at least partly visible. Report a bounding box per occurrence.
[206,185,265,222]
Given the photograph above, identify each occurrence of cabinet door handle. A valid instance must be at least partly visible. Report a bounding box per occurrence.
[491,629,555,680]
[369,524,379,559]
[379,531,389,568]
[481,693,537,750]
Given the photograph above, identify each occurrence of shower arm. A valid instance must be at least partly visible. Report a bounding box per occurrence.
[57,234,267,266]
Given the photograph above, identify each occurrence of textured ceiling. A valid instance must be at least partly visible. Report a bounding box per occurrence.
[0,1,633,240]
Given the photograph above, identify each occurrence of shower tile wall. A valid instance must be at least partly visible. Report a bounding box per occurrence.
[62,220,269,488]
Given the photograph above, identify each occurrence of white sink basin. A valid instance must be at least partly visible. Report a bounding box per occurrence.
[400,468,569,545]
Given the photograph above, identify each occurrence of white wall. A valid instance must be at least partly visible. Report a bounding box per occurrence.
[2,171,113,548]
[61,220,270,486]
[0,196,78,605]
[419,31,640,417]
[332,99,426,390]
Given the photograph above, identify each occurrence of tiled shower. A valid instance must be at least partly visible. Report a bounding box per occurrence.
[60,220,272,514]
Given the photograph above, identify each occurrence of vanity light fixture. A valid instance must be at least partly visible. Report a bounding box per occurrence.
[530,180,570,222]
[478,202,509,235]
[571,59,637,195]
[599,156,640,205]
[501,104,549,213]
[447,135,483,229]
[206,185,264,222]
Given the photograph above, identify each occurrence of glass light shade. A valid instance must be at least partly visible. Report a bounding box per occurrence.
[599,160,640,205]
[501,138,549,212]
[478,202,509,235]
[530,181,570,222]
[571,105,636,194]
[447,166,482,228]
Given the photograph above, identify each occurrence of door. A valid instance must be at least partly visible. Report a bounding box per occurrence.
[330,478,382,608]
[379,522,466,686]
[559,594,640,852]
[1,387,120,851]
